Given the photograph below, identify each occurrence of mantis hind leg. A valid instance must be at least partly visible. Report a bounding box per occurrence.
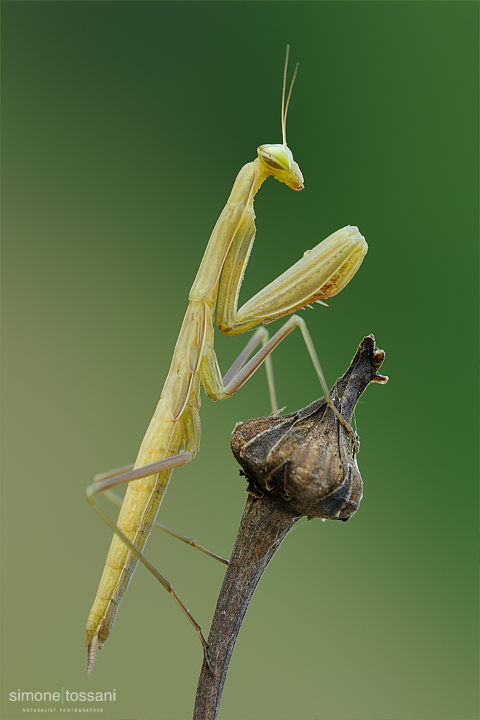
[96,474,228,565]
[86,445,217,674]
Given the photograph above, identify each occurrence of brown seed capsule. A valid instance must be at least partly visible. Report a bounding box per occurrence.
[231,334,387,521]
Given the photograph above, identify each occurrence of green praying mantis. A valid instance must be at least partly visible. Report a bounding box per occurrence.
[85,46,367,675]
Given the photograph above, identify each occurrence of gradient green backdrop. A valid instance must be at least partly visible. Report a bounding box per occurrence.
[2,2,478,719]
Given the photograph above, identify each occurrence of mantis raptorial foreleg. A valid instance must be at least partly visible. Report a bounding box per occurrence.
[86,46,368,675]
[202,222,365,446]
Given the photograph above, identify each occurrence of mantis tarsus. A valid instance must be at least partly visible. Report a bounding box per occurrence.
[85,46,367,676]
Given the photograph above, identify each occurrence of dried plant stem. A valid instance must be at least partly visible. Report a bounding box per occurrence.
[193,495,299,719]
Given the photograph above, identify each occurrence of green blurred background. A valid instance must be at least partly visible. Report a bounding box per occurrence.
[2,2,478,719]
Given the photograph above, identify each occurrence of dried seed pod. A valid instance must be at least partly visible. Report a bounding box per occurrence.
[231,334,387,521]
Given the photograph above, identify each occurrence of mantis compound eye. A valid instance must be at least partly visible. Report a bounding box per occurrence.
[257,144,290,171]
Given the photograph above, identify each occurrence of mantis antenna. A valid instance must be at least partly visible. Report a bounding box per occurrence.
[282,44,300,147]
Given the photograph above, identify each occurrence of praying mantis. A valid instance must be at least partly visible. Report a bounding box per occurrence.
[85,47,367,676]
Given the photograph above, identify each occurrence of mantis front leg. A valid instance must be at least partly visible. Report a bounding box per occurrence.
[201,219,367,446]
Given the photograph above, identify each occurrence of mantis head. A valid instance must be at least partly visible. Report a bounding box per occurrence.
[256,46,304,192]
[257,143,304,191]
